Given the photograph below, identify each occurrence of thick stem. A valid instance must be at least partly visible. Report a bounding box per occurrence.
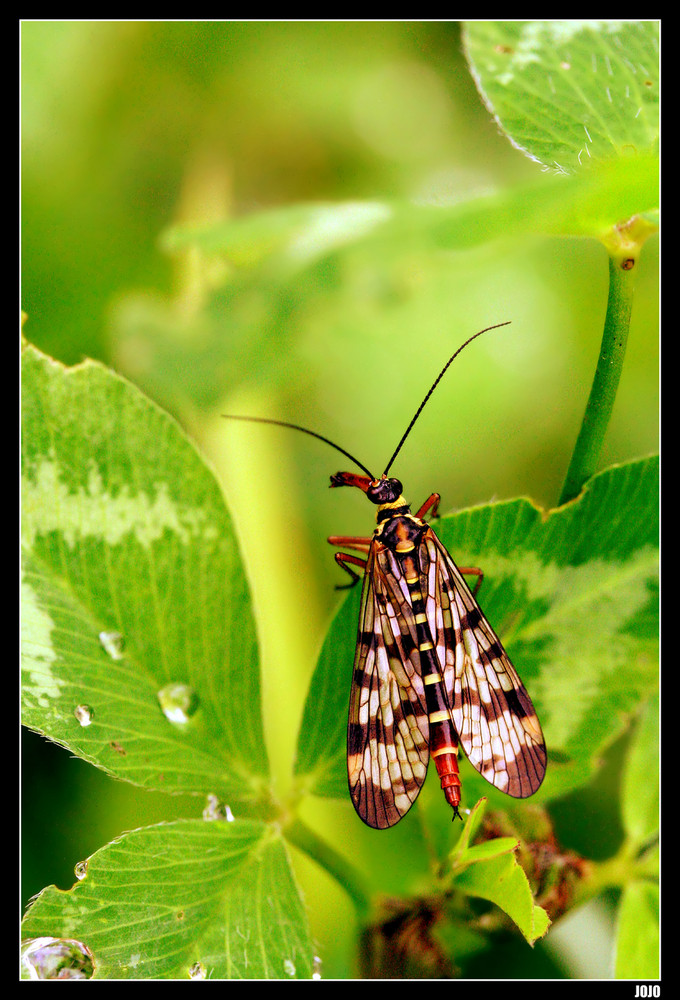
[284,816,372,917]
[558,251,636,506]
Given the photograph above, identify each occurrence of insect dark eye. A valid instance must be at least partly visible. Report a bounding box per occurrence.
[367,478,403,504]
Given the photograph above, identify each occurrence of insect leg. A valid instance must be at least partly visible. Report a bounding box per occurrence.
[458,566,484,596]
[332,552,367,588]
[328,536,372,587]
[414,493,441,520]
[327,535,372,551]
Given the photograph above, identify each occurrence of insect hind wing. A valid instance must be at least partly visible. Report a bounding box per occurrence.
[428,534,547,799]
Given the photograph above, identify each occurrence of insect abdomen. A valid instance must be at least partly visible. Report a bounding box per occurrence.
[419,649,462,818]
[388,516,462,820]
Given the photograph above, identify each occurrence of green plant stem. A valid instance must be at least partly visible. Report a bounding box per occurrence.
[558,252,636,506]
[284,817,372,918]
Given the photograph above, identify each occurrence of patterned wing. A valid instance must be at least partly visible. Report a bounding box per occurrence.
[347,542,431,828]
[424,530,547,798]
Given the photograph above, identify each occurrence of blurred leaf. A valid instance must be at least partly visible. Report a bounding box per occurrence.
[613,880,659,980]
[161,200,392,269]
[295,456,659,807]
[635,841,659,883]
[21,342,268,802]
[164,158,657,266]
[621,693,659,846]
[125,153,657,416]
[462,20,659,173]
[21,820,314,980]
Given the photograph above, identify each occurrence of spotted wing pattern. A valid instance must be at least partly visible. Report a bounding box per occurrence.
[346,526,546,828]
[424,530,547,798]
[347,542,431,829]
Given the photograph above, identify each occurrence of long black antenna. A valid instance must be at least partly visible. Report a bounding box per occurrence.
[225,322,510,481]
[223,415,376,479]
[381,321,511,476]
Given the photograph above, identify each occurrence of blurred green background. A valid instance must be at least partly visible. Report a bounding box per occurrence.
[21,21,658,978]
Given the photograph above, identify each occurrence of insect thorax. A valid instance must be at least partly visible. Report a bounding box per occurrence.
[376,511,427,555]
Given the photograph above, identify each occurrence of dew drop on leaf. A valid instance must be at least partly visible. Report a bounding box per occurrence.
[157,682,199,724]
[21,937,94,980]
[98,631,125,660]
[74,860,88,880]
[74,704,94,727]
[202,793,234,821]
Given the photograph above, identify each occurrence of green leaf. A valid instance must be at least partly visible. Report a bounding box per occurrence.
[445,797,520,871]
[614,880,659,979]
[21,343,268,803]
[462,20,659,173]
[454,836,519,867]
[295,456,658,808]
[452,841,550,946]
[20,820,314,980]
[621,693,659,846]
[429,800,549,951]
[446,796,489,861]
[292,582,361,798]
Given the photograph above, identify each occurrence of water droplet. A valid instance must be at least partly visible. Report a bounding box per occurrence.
[202,794,234,822]
[283,958,296,977]
[21,937,94,980]
[157,682,199,724]
[74,860,88,881]
[74,704,94,727]
[312,955,322,980]
[188,961,207,980]
[99,631,124,660]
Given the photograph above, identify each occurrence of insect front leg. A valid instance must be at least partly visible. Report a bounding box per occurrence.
[328,535,371,589]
